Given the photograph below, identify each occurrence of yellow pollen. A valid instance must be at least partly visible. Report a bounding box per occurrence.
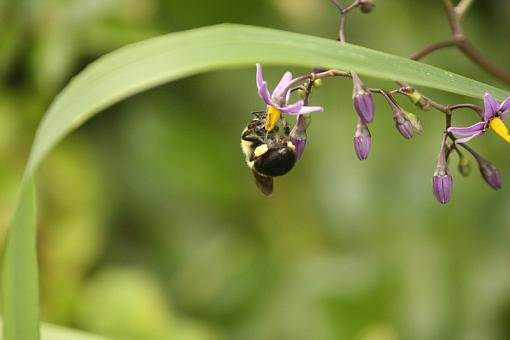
[489,117,510,143]
[265,106,281,132]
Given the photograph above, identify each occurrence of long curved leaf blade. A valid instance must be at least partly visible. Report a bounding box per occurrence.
[2,180,39,340]
[0,320,110,340]
[25,23,509,177]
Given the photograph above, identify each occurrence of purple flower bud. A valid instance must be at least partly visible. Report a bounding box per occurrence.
[394,114,414,139]
[290,114,311,160]
[353,120,372,160]
[432,140,452,204]
[352,72,375,124]
[290,136,306,160]
[433,172,453,204]
[478,158,502,190]
[380,90,413,139]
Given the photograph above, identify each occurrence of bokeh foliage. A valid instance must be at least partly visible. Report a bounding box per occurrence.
[1,1,510,339]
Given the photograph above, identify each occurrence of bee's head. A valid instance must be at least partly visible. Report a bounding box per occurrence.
[253,141,296,177]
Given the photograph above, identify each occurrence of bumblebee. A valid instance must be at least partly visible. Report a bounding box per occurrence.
[241,111,296,195]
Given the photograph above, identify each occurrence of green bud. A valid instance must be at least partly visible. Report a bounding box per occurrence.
[408,91,422,104]
[458,155,471,177]
[408,91,431,111]
[297,89,306,99]
[312,78,322,88]
[403,111,423,134]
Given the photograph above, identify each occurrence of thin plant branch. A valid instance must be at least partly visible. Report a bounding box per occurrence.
[455,0,476,19]
[414,0,510,85]
[410,40,457,60]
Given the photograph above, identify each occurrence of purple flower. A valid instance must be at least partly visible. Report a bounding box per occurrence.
[256,64,323,131]
[448,93,510,143]
[352,72,375,124]
[353,120,371,160]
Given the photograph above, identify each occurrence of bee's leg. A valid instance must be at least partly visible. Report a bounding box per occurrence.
[250,111,266,119]
[280,116,291,136]
[242,129,264,144]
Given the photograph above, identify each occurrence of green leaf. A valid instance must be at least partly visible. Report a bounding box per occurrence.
[0,320,111,340]
[3,23,509,339]
[2,180,39,340]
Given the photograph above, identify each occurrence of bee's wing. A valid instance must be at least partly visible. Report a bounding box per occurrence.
[252,171,273,196]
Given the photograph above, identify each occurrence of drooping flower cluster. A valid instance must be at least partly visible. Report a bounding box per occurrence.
[245,64,510,204]
[432,92,509,201]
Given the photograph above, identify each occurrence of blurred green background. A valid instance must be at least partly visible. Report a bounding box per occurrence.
[2,0,510,339]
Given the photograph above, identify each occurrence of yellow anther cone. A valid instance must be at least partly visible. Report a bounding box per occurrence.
[265,106,281,132]
[489,117,510,142]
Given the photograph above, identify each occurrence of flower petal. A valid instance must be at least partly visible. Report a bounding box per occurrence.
[483,93,499,121]
[279,100,304,114]
[256,64,272,106]
[257,82,272,106]
[256,64,264,90]
[272,71,293,100]
[295,105,324,115]
[447,121,486,135]
[455,130,485,144]
[499,95,510,116]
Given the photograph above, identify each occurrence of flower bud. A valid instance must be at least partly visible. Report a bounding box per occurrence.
[404,111,424,134]
[394,113,414,139]
[433,171,453,204]
[407,90,431,111]
[353,120,372,160]
[478,158,502,190]
[312,78,322,88]
[457,154,471,177]
[359,0,375,13]
[352,72,375,124]
[381,91,413,139]
[432,141,452,204]
[290,136,306,160]
[290,115,311,160]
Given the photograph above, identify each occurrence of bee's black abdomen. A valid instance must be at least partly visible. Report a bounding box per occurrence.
[254,147,296,177]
